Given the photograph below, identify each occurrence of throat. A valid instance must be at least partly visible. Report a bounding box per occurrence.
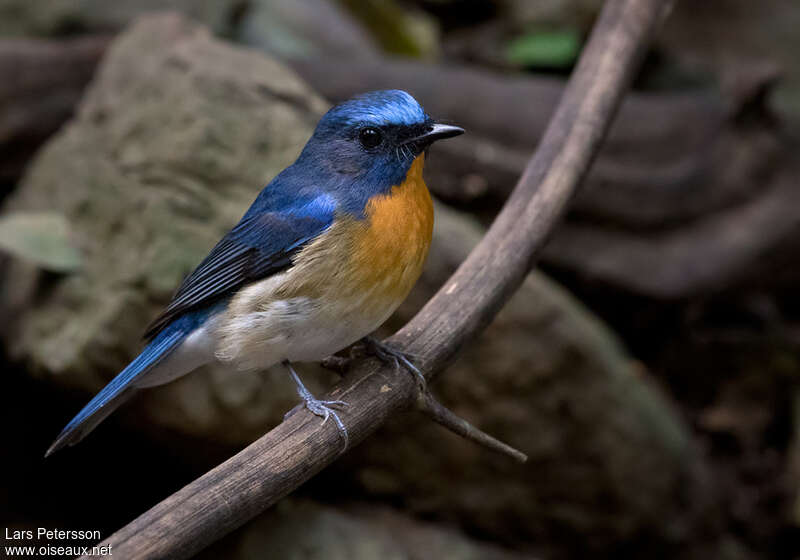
[353,154,434,303]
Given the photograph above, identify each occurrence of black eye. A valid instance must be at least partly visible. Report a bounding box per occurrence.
[358,127,383,149]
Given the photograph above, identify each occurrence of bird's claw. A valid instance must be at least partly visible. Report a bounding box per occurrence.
[363,336,426,391]
[284,398,347,419]
[302,396,349,449]
[286,395,349,451]
[306,398,348,416]
[283,360,350,452]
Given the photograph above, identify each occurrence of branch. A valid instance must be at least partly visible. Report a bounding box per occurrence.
[0,35,111,186]
[84,1,672,558]
[340,336,528,462]
[418,389,528,463]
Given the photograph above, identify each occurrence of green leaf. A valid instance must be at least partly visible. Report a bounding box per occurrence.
[0,211,82,272]
[506,29,581,69]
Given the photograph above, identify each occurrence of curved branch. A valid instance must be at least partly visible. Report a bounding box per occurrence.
[83,1,672,558]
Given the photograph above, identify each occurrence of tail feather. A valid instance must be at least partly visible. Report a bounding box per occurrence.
[45,328,187,457]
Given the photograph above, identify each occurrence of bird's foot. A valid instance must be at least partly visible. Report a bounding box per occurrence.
[362,336,426,391]
[283,397,347,421]
[283,360,349,451]
[295,396,349,448]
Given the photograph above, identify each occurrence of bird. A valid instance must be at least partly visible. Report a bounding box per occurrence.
[46,89,464,457]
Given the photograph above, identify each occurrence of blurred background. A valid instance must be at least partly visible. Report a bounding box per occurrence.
[1,0,799,558]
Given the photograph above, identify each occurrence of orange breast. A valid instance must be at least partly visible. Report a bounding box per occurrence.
[350,153,433,308]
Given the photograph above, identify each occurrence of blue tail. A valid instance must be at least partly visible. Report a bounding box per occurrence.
[45,324,188,457]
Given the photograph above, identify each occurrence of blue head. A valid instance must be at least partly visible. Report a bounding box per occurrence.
[278,90,463,216]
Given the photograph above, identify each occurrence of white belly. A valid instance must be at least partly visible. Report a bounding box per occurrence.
[211,272,398,371]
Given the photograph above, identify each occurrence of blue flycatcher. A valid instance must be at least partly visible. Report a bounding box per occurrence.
[47,89,463,456]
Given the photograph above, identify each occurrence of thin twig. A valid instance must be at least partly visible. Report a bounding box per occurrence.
[82,1,672,558]
[417,389,528,463]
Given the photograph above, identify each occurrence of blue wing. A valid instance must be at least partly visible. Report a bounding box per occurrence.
[143,194,336,339]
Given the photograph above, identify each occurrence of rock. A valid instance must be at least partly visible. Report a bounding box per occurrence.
[0,12,329,443]
[0,0,237,37]
[236,0,380,60]
[198,500,536,560]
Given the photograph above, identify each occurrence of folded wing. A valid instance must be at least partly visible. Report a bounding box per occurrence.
[144,196,335,339]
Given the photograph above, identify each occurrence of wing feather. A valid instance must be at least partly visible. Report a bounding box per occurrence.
[143,199,334,339]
